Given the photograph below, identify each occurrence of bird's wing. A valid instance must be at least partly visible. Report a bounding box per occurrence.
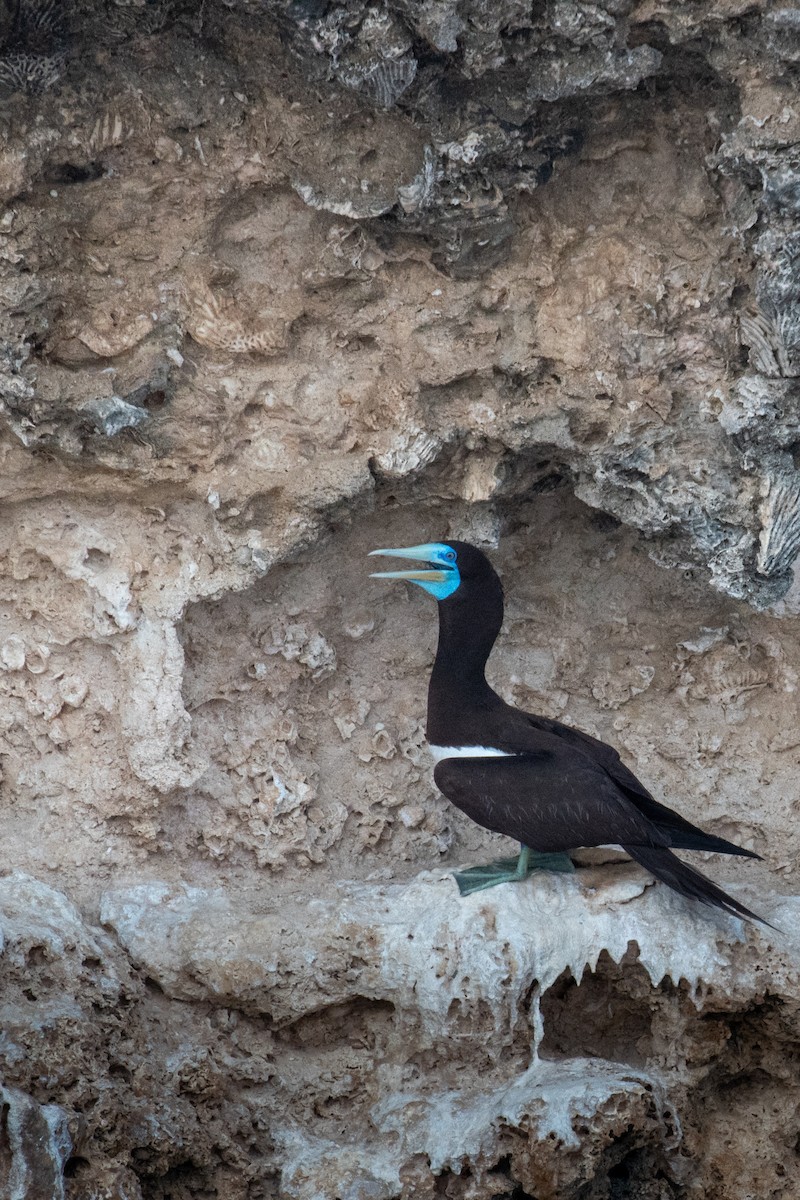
[517,711,760,858]
[435,750,768,925]
[433,745,668,853]
[520,712,655,801]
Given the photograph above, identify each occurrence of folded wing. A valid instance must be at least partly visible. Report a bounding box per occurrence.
[434,747,666,853]
[504,712,760,859]
[434,748,766,923]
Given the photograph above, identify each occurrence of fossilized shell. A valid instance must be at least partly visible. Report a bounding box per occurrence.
[90,108,131,152]
[398,145,438,214]
[58,675,89,708]
[1,636,26,671]
[372,427,442,476]
[0,49,64,94]
[185,281,287,357]
[740,311,790,377]
[25,643,50,674]
[78,312,153,359]
[293,181,394,220]
[339,56,417,108]
[757,472,800,576]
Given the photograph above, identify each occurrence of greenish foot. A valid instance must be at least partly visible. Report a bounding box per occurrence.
[454,844,575,896]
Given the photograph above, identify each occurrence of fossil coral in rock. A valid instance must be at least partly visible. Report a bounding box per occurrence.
[0,0,67,93]
[1,1,800,1197]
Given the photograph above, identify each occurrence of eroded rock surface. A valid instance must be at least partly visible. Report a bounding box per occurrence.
[1,1,800,1197]
[1,867,798,1199]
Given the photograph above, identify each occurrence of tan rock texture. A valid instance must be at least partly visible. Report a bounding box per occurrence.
[1,1,799,1197]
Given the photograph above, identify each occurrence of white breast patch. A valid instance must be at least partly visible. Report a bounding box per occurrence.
[428,744,516,764]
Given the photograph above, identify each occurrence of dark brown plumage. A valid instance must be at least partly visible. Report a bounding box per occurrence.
[373,539,767,923]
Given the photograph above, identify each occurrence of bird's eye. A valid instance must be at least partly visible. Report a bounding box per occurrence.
[444,549,456,562]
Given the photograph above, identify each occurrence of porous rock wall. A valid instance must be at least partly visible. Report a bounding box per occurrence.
[1,2,799,1197]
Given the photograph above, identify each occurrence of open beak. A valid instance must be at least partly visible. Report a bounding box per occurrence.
[368,544,451,584]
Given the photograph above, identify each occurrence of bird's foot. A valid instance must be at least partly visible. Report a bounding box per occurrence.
[453,850,575,896]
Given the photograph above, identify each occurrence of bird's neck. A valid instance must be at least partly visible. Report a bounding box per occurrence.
[427,586,504,733]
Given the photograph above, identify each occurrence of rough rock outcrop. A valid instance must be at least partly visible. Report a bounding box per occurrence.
[1,868,798,1199]
[1,2,800,1197]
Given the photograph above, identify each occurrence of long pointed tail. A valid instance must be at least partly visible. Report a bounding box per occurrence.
[661,829,762,859]
[623,844,771,927]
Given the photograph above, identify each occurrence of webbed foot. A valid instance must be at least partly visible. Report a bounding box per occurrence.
[454,846,575,896]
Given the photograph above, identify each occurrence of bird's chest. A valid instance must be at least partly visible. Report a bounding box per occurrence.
[428,744,515,764]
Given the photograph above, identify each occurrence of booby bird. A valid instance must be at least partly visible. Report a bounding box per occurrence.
[370,539,765,922]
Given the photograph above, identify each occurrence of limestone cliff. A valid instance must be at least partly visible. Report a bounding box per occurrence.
[0,2,799,1197]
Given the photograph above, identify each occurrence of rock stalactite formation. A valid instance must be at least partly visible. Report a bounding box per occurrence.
[1,2,799,1197]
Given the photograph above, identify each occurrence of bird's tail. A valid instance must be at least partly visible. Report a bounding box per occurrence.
[623,844,772,927]
[662,829,762,859]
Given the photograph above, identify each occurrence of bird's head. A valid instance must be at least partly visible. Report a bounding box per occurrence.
[368,540,496,601]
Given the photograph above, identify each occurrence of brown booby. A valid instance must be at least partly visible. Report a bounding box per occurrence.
[370,539,765,922]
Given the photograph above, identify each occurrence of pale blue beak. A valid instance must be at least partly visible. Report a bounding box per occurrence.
[369,544,461,600]
[369,543,449,582]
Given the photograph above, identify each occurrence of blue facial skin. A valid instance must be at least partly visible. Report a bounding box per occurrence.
[412,543,461,600]
[368,542,461,600]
